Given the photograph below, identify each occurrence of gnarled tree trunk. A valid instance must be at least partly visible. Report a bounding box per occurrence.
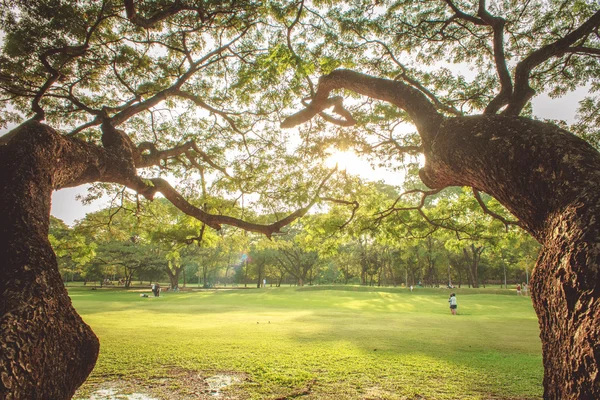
[420,114,600,398]
[0,122,101,399]
[1,120,156,398]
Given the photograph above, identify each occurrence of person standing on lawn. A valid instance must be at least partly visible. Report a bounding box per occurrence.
[449,293,457,315]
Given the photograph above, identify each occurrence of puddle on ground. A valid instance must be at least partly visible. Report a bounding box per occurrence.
[76,372,244,399]
[80,388,159,400]
[205,374,240,397]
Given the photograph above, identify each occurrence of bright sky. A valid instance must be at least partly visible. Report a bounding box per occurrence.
[0,59,577,226]
[46,85,588,225]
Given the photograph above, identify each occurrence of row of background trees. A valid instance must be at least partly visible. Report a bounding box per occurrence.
[52,180,539,290]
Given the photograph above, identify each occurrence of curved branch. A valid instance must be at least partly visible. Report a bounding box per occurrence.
[68,119,101,136]
[443,0,486,26]
[136,141,192,167]
[353,22,459,116]
[397,72,463,116]
[319,197,360,229]
[375,188,441,221]
[284,95,357,128]
[150,168,336,237]
[31,5,111,120]
[504,9,600,116]
[565,46,600,57]
[472,188,522,230]
[313,96,357,127]
[477,1,513,114]
[124,0,199,29]
[442,0,513,114]
[281,70,443,138]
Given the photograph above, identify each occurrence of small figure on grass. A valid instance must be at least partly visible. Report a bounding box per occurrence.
[448,293,457,315]
[516,283,522,296]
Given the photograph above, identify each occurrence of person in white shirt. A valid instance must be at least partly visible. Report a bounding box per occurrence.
[448,293,457,315]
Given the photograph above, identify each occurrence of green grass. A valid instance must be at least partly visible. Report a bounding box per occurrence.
[71,285,542,399]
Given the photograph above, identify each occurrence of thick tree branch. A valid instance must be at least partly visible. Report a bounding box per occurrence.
[504,9,600,116]
[565,46,600,57]
[124,0,199,29]
[32,6,111,121]
[22,119,329,238]
[443,0,486,26]
[68,120,101,137]
[441,0,513,114]
[281,70,443,138]
[350,34,462,116]
[477,1,513,114]
[296,96,357,127]
[136,141,192,168]
[398,73,463,117]
[150,168,336,237]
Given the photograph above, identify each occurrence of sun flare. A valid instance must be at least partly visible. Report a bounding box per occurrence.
[324,149,362,172]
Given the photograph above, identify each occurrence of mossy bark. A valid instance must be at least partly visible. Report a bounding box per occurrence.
[420,115,600,399]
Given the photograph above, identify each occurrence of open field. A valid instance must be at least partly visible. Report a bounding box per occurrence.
[71,286,542,400]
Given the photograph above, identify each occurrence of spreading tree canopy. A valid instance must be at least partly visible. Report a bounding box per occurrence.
[1,1,599,398]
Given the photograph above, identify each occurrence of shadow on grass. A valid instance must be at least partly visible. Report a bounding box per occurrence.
[71,285,542,399]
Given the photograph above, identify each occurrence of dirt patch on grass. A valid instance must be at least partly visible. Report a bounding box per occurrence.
[74,368,250,400]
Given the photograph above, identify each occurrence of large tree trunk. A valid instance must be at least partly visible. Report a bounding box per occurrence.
[256,260,263,289]
[420,114,600,398]
[388,260,396,287]
[462,246,481,288]
[166,262,182,289]
[0,122,100,399]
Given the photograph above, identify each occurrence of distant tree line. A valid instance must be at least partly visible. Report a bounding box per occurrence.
[51,184,538,290]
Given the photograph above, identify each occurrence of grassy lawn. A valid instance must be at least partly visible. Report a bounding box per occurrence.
[71,285,542,399]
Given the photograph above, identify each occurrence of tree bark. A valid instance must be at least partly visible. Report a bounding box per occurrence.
[0,122,100,399]
[256,259,264,289]
[420,114,600,398]
[463,245,482,288]
[166,262,182,289]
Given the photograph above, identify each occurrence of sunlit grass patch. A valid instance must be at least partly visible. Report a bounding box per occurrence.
[72,286,542,399]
